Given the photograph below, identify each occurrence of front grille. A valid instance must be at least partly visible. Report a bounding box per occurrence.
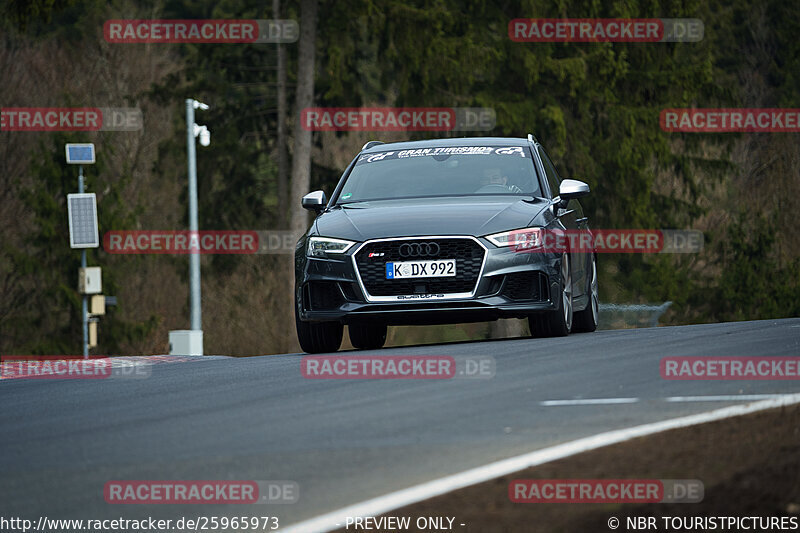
[501,272,549,302]
[355,238,485,297]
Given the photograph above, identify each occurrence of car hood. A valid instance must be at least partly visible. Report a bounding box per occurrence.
[313,197,549,241]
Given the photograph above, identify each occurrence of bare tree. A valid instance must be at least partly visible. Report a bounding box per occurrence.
[283,0,318,351]
[289,0,317,239]
[273,0,288,226]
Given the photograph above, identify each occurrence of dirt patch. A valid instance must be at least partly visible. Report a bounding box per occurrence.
[335,404,800,532]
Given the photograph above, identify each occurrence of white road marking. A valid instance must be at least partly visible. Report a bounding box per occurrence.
[539,395,795,405]
[666,394,786,402]
[278,393,800,533]
[540,398,639,406]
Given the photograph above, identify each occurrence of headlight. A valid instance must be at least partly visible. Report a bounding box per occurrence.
[485,228,542,250]
[307,236,356,257]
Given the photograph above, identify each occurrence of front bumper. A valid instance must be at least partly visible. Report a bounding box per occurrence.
[296,236,562,325]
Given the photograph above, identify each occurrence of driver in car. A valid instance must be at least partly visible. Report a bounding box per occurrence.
[479,167,523,193]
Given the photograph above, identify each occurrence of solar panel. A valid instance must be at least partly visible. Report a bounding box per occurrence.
[67,193,99,248]
[65,143,95,164]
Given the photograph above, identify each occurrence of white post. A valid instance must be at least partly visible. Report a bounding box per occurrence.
[186,99,202,336]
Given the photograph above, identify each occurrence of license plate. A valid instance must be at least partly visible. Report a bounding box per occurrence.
[385,259,456,279]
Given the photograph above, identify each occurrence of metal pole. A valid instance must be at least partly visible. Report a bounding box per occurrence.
[79,165,88,358]
[186,99,202,331]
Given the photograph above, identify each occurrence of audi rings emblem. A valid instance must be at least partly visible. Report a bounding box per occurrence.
[399,242,440,257]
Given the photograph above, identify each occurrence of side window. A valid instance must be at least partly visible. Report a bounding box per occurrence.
[537,146,560,198]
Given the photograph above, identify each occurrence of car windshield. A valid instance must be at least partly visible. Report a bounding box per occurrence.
[336,145,542,203]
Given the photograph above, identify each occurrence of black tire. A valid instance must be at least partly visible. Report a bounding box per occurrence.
[349,324,387,350]
[573,254,599,333]
[528,253,572,337]
[295,300,343,354]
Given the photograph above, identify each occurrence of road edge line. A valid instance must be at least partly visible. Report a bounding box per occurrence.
[279,393,800,532]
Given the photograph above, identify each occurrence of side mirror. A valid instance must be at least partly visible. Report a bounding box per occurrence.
[559,179,590,200]
[301,190,327,212]
[555,179,590,209]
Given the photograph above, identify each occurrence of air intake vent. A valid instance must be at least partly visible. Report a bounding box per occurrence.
[304,281,345,311]
[501,272,548,302]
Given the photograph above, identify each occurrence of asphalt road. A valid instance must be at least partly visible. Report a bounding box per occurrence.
[1,319,799,530]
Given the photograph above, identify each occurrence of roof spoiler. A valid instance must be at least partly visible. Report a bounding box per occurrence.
[361,140,384,151]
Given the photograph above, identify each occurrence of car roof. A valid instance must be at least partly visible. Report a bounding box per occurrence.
[360,137,530,153]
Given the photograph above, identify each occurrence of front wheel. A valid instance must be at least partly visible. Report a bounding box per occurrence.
[295,300,343,354]
[528,253,573,337]
[349,324,387,350]
[573,254,599,333]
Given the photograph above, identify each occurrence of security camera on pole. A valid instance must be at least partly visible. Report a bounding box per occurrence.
[169,99,210,356]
